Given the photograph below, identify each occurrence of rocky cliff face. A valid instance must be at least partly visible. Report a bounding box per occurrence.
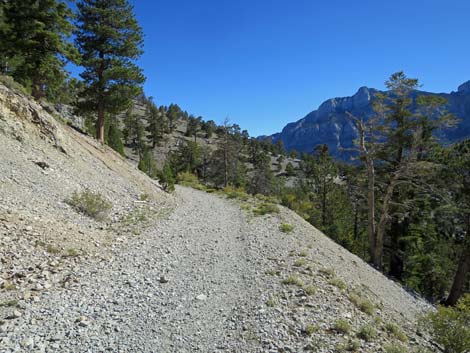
[269,82,470,159]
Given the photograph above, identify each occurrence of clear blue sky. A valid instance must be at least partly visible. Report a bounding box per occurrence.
[78,0,470,136]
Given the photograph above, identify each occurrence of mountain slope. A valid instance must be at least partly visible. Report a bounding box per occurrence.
[268,81,470,159]
[0,82,437,352]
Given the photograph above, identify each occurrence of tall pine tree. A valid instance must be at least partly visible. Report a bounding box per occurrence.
[75,0,145,143]
[2,0,77,100]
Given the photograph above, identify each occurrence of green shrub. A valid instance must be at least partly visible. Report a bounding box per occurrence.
[333,319,352,334]
[282,275,304,287]
[138,193,150,201]
[223,186,249,201]
[158,162,175,192]
[46,244,60,254]
[294,258,306,267]
[279,223,294,233]
[329,277,347,290]
[65,248,79,257]
[0,75,30,95]
[423,294,470,353]
[305,324,320,335]
[255,193,278,203]
[319,267,336,278]
[305,285,317,295]
[253,202,280,216]
[67,190,112,220]
[298,250,308,257]
[336,339,360,352]
[383,343,407,353]
[385,322,408,342]
[348,293,375,315]
[176,171,200,187]
[266,298,276,307]
[357,325,377,342]
[0,300,18,307]
[358,300,375,316]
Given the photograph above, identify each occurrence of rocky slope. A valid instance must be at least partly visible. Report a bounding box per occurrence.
[0,82,438,352]
[266,81,470,159]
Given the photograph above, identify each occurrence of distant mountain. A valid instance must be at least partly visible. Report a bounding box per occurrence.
[264,81,470,160]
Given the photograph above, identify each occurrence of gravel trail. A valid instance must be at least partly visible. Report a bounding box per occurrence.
[2,186,262,353]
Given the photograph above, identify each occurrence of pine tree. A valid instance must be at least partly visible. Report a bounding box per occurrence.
[441,140,470,306]
[75,0,145,143]
[350,72,456,269]
[105,118,125,156]
[249,151,274,195]
[145,97,166,148]
[138,147,157,178]
[158,161,175,192]
[186,115,201,142]
[167,104,182,133]
[2,0,77,100]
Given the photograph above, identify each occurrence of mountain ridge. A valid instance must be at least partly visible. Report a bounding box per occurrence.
[264,81,470,159]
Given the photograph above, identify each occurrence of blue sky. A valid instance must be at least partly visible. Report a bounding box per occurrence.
[74,0,470,136]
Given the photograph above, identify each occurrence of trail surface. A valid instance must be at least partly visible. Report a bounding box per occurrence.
[3,187,262,352]
[2,187,434,353]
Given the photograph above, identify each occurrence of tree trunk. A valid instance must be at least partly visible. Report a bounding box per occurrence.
[445,220,470,306]
[353,202,359,241]
[96,103,105,143]
[32,77,43,101]
[96,52,105,143]
[365,159,376,264]
[321,178,327,227]
[374,176,398,269]
[223,128,228,187]
[389,219,406,280]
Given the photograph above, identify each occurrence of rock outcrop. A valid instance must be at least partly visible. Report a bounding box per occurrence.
[267,81,470,159]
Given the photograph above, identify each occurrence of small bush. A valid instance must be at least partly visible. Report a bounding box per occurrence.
[0,300,18,307]
[333,319,352,334]
[319,267,335,278]
[357,325,377,342]
[385,322,408,342]
[67,190,112,220]
[266,298,276,307]
[3,282,15,290]
[255,193,278,203]
[223,186,250,201]
[0,75,30,95]
[329,277,347,290]
[253,202,280,216]
[46,244,60,254]
[305,324,320,335]
[349,293,375,315]
[383,343,407,353]
[305,285,317,295]
[358,300,375,315]
[423,294,470,353]
[65,248,79,257]
[139,193,150,201]
[336,339,360,352]
[298,250,308,257]
[282,275,304,287]
[176,171,200,187]
[294,258,306,267]
[279,223,294,233]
